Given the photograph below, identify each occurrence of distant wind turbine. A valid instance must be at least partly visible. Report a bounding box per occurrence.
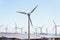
[14,23,24,34]
[14,23,18,33]
[14,23,21,33]
[4,26,8,33]
[18,27,24,34]
[46,27,48,35]
[0,25,4,32]
[33,27,38,35]
[37,25,44,34]
[17,5,38,40]
[20,27,24,34]
[53,20,60,36]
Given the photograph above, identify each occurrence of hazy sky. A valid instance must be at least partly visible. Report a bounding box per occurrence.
[0,0,60,34]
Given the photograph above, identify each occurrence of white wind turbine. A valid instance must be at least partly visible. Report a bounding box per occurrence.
[14,23,20,33]
[4,26,8,33]
[14,23,24,34]
[15,23,18,33]
[0,25,4,32]
[33,27,38,35]
[19,27,24,34]
[53,20,60,36]
[17,5,38,40]
[17,27,24,34]
[37,25,44,34]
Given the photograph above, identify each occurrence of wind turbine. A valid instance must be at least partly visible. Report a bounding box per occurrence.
[33,27,38,35]
[17,5,38,40]
[14,23,18,33]
[4,26,8,33]
[0,25,4,33]
[14,23,24,34]
[37,25,44,34]
[53,20,60,36]
[14,23,20,33]
[46,27,48,35]
[17,27,24,34]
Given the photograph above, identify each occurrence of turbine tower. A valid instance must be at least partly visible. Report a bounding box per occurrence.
[17,5,38,40]
[53,20,60,36]
[46,28,48,35]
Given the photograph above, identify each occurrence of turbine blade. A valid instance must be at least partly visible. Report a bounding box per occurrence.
[17,27,21,29]
[37,27,40,28]
[29,16,33,27]
[16,11,27,14]
[41,25,45,28]
[53,20,56,25]
[30,5,38,13]
[0,25,4,27]
[57,25,60,27]
[52,27,55,30]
